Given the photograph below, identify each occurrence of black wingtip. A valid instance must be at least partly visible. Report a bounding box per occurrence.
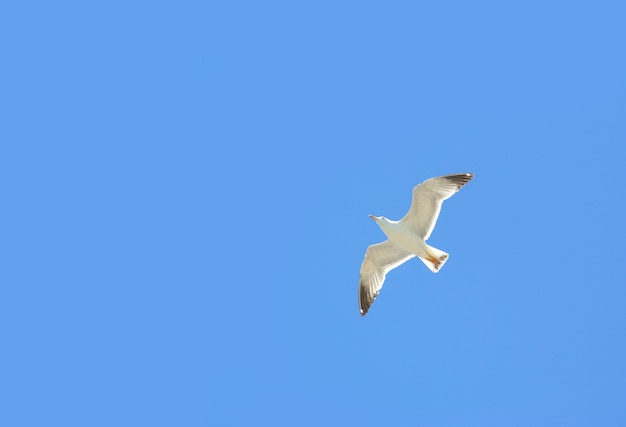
[444,173,474,189]
[359,296,369,317]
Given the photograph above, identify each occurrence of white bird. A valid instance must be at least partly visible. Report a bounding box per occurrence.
[359,173,474,316]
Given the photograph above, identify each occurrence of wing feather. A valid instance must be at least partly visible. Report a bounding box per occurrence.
[358,241,414,316]
[401,173,474,240]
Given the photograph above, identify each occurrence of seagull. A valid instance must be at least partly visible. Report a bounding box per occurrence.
[358,173,474,316]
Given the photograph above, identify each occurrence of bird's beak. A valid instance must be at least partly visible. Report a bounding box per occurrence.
[369,215,376,220]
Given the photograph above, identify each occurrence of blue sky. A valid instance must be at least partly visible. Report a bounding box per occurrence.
[2,1,626,426]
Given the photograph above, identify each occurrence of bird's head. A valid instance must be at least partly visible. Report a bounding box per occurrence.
[369,215,386,222]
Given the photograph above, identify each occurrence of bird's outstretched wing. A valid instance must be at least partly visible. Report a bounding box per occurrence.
[401,173,474,240]
[359,240,414,316]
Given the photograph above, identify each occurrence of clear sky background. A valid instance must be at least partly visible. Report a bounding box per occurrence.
[2,1,626,426]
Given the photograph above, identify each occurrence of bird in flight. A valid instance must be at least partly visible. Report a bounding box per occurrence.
[358,173,474,316]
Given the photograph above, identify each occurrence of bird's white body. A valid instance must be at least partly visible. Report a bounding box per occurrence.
[374,219,431,260]
[358,173,474,316]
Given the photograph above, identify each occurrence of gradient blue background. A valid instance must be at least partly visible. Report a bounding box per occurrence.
[2,1,625,426]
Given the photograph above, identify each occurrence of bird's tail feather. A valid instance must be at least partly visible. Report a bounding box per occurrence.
[418,244,449,273]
